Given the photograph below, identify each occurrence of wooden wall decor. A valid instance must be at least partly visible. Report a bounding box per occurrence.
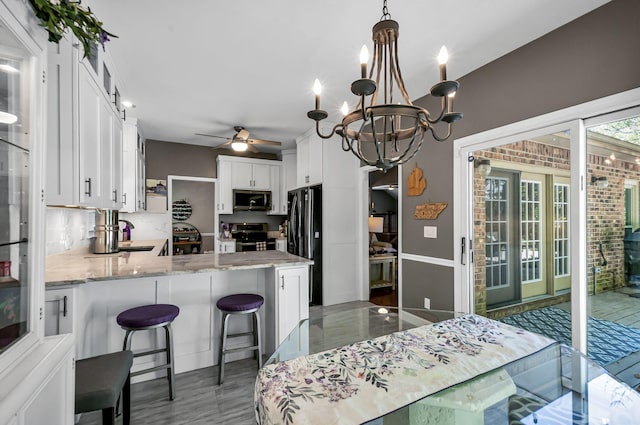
[414,202,448,220]
[407,164,426,196]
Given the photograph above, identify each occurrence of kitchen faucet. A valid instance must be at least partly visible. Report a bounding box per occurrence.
[119,219,135,241]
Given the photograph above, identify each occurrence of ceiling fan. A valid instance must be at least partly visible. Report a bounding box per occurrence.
[195,126,282,153]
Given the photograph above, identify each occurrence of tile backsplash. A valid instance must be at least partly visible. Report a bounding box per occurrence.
[45,207,95,255]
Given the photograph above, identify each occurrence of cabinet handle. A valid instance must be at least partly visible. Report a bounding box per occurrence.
[112,189,118,202]
[305,176,310,183]
[281,275,285,290]
[221,203,224,210]
[62,295,68,317]
[85,178,92,196]
[123,193,127,205]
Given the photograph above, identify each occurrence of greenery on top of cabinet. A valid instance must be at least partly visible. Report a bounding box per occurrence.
[29,0,117,58]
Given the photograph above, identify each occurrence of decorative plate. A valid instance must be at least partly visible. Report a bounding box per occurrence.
[172,199,192,221]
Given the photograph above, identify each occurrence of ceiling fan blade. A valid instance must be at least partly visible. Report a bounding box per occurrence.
[211,140,232,150]
[236,129,251,140]
[195,133,230,140]
[246,143,259,153]
[248,138,282,146]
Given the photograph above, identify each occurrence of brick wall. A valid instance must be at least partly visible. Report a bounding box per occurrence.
[473,140,634,315]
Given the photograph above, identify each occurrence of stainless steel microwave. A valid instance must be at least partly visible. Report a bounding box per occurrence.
[233,190,272,211]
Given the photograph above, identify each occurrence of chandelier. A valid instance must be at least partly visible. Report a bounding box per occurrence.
[307,0,462,171]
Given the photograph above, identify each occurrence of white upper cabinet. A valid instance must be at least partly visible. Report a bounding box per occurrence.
[121,118,146,212]
[217,155,288,215]
[296,131,323,188]
[231,161,271,190]
[281,149,297,192]
[78,64,106,206]
[46,38,77,205]
[216,157,233,214]
[46,35,124,208]
[267,164,285,215]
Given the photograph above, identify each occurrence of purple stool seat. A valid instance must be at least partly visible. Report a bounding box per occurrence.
[216,294,264,312]
[117,304,180,329]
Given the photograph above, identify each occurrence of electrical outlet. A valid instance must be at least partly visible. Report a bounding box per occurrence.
[424,298,431,309]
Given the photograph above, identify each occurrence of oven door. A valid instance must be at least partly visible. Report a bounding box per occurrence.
[236,241,257,252]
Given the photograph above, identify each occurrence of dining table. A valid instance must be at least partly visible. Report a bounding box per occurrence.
[254,306,640,425]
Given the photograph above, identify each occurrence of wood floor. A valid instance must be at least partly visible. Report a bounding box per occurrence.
[369,287,398,307]
[77,301,374,425]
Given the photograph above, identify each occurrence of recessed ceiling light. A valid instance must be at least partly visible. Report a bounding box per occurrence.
[0,111,18,124]
[0,64,19,73]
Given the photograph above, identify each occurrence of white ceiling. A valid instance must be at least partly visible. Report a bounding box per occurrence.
[91,0,609,153]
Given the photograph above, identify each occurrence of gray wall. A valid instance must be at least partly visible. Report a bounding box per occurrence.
[146,140,278,180]
[401,0,640,308]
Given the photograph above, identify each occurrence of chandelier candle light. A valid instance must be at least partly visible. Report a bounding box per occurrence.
[307,0,462,171]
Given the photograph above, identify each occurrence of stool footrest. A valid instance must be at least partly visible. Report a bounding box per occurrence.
[133,348,167,358]
[226,331,256,339]
[223,344,259,355]
[131,363,172,377]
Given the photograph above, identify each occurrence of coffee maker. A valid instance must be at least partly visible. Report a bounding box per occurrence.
[93,209,120,254]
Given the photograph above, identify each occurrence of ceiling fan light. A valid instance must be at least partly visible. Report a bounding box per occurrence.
[231,140,248,152]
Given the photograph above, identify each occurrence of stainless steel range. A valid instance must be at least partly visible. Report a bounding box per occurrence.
[230,223,275,252]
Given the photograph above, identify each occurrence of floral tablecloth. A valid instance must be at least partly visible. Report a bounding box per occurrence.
[254,314,554,425]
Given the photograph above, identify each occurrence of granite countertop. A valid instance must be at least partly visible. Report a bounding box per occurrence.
[45,239,312,287]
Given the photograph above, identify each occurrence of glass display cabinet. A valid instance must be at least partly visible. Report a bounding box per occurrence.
[0,12,31,356]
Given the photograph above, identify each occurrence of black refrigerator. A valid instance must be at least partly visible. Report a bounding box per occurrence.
[287,185,322,305]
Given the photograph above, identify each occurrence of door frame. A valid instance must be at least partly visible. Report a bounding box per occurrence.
[454,87,640,354]
[167,175,217,255]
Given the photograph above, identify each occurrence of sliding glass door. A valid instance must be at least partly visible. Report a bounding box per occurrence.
[585,108,640,385]
[468,125,574,316]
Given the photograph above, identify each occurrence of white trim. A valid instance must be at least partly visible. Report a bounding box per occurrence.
[402,253,455,268]
[167,175,218,255]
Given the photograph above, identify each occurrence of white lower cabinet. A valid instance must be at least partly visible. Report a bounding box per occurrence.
[66,266,309,381]
[0,335,75,425]
[44,287,74,337]
[265,266,309,351]
[217,239,236,253]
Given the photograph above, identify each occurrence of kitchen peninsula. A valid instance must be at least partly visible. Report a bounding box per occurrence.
[45,240,312,381]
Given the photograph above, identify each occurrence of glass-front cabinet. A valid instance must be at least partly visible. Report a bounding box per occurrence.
[0,12,31,356]
[0,2,75,423]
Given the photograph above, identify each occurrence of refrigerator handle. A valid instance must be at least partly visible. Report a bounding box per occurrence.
[307,190,313,259]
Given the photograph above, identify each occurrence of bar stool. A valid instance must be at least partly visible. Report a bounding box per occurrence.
[216,293,264,385]
[116,304,180,400]
[75,350,133,425]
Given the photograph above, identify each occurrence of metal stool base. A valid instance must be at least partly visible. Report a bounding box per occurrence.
[218,306,262,385]
[121,320,176,400]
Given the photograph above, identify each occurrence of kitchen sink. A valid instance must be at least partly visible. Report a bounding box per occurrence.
[119,245,155,252]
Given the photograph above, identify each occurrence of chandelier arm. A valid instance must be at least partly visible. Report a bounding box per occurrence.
[427,123,453,142]
[425,98,448,124]
[314,121,343,140]
[391,38,412,104]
